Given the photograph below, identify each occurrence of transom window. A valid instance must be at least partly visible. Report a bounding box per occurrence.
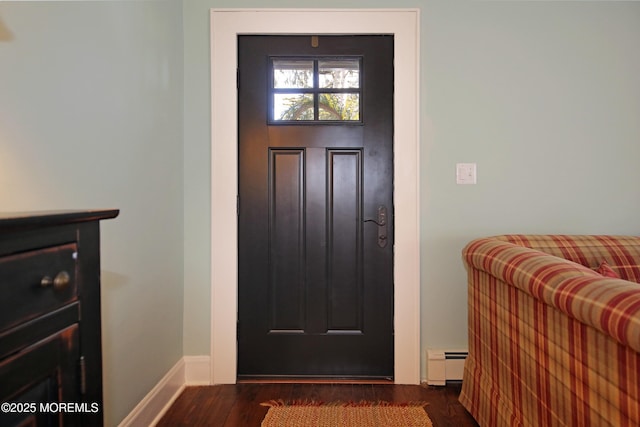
[270,57,362,123]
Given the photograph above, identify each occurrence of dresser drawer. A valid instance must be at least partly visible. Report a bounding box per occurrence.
[0,243,78,333]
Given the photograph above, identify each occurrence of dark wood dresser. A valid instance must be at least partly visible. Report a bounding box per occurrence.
[0,210,118,427]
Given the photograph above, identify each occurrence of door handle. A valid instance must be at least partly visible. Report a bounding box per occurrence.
[364,205,388,248]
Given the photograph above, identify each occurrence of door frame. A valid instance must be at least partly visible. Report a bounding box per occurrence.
[210,8,421,384]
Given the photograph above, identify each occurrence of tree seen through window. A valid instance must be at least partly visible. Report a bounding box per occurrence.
[271,58,361,122]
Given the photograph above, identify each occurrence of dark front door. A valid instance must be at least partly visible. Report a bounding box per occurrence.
[238,35,394,378]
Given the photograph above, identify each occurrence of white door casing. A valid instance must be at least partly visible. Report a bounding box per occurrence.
[210,8,420,384]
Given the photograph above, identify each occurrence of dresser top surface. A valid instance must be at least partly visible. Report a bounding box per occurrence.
[0,209,119,230]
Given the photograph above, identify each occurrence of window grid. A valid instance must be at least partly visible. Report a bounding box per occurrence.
[269,57,362,124]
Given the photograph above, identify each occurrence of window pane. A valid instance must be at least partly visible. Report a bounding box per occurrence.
[318,93,360,121]
[274,93,314,121]
[319,60,360,89]
[273,60,314,89]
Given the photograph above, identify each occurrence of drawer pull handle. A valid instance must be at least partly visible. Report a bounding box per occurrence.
[40,271,71,291]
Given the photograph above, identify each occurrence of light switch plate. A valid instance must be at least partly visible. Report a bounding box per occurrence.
[456,163,477,185]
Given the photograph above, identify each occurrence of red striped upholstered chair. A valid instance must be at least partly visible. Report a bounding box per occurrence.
[459,235,640,427]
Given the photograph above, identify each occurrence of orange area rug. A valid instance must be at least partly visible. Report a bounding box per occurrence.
[261,400,432,427]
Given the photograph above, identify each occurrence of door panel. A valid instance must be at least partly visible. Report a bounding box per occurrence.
[238,35,393,378]
[327,149,363,332]
[269,149,305,331]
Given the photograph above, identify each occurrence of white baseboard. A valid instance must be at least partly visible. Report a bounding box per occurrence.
[118,355,211,427]
[185,355,211,385]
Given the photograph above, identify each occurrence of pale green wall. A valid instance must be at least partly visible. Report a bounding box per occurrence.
[183,0,640,363]
[0,1,184,426]
[420,0,640,350]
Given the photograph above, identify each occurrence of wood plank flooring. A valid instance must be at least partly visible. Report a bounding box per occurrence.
[156,382,478,426]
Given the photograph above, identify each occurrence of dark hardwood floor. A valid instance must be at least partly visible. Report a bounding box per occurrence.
[156,382,478,426]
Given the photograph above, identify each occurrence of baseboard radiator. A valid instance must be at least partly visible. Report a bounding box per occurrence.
[426,350,468,386]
